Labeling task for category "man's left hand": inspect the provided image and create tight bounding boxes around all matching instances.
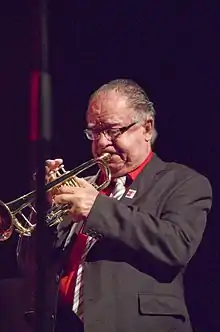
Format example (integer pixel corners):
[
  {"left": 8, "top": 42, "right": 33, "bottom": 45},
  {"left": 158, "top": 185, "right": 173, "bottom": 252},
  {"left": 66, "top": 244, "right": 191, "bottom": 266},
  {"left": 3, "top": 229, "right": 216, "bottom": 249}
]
[{"left": 54, "top": 177, "right": 99, "bottom": 222}]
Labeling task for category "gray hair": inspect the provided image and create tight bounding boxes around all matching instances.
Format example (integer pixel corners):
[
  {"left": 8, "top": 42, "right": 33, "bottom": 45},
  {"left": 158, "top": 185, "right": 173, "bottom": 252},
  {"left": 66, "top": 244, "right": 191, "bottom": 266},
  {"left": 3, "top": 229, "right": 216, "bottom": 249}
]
[{"left": 88, "top": 79, "right": 158, "bottom": 144}]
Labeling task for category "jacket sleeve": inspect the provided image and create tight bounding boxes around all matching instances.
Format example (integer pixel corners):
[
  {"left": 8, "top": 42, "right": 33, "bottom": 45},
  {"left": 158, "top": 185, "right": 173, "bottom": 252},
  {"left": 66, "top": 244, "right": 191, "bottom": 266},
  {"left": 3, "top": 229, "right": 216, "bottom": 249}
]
[{"left": 83, "top": 173, "right": 212, "bottom": 268}]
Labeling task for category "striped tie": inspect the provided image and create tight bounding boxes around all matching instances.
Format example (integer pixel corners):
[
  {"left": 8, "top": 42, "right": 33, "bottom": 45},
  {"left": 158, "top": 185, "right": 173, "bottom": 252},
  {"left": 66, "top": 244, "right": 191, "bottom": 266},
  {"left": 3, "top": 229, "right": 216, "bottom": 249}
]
[
  {"left": 110, "top": 176, "right": 127, "bottom": 200},
  {"left": 72, "top": 176, "right": 126, "bottom": 319},
  {"left": 72, "top": 235, "right": 96, "bottom": 320}
]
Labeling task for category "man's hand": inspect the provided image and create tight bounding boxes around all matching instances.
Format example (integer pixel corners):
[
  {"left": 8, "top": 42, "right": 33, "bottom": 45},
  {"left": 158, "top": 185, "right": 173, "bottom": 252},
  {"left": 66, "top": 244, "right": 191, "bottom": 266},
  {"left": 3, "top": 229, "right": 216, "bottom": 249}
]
[
  {"left": 45, "top": 158, "right": 64, "bottom": 182},
  {"left": 45, "top": 158, "right": 63, "bottom": 204},
  {"left": 53, "top": 177, "right": 99, "bottom": 222}
]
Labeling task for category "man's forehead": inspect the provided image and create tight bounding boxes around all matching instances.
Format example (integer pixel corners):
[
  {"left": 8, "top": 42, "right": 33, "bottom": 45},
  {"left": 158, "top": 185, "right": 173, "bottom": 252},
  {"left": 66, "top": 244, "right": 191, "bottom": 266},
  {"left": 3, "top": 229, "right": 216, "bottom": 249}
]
[{"left": 88, "top": 93, "right": 131, "bottom": 119}]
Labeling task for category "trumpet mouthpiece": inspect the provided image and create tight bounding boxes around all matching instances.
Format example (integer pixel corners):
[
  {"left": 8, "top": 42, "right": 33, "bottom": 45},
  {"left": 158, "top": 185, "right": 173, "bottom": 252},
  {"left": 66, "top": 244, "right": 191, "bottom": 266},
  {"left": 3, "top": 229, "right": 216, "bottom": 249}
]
[{"left": 100, "top": 152, "right": 111, "bottom": 161}]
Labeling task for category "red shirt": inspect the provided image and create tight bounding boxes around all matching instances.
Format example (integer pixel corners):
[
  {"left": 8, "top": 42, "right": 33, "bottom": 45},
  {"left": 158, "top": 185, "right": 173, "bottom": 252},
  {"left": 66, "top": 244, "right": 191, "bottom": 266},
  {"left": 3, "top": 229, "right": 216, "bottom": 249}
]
[{"left": 59, "top": 151, "right": 153, "bottom": 304}]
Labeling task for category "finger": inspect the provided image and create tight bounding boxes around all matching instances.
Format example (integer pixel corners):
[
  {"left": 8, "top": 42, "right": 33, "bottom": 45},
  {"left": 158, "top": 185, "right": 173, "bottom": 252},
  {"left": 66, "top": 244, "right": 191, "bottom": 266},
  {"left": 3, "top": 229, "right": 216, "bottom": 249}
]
[
  {"left": 54, "top": 158, "right": 63, "bottom": 168},
  {"left": 45, "top": 165, "right": 50, "bottom": 175},
  {"left": 45, "top": 158, "right": 63, "bottom": 170},
  {"left": 56, "top": 186, "right": 76, "bottom": 194},
  {"left": 45, "top": 159, "right": 64, "bottom": 182},
  {"left": 33, "top": 165, "right": 55, "bottom": 181},
  {"left": 33, "top": 159, "right": 63, "bottom": 182},
  {"left": 45, "top": 159, "right": 56, "bottom": 169},
  {"left": 54, "top": 193, "right": 74, "bottom": 205},
  {"left": 45, "top": 166, "right": 57, "bottom": 182},
  {"left": 74, "top": 176, "right": 91, "bottom": 188}
]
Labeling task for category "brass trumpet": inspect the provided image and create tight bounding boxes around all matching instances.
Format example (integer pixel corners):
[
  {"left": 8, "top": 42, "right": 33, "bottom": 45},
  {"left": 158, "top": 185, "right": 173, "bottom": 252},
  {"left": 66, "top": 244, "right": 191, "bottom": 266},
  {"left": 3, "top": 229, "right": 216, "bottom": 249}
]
[{"left": 0, "top": 153, "right": 111, "bottom": 242}]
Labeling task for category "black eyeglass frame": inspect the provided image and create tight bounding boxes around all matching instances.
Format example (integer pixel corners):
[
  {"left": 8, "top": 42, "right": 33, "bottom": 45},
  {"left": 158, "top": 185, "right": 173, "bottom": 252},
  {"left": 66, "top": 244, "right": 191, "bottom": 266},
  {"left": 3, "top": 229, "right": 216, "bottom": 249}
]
[{"left": 84, "top": 121, "right": 138, "bottom": 141}]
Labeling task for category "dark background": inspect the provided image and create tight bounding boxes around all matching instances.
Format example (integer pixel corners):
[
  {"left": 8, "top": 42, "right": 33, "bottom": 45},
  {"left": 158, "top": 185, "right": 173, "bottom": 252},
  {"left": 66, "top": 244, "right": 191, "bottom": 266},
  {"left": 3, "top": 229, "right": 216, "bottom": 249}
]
[{"left": 0, "top": 1, "right": 219, "bottom": 331}]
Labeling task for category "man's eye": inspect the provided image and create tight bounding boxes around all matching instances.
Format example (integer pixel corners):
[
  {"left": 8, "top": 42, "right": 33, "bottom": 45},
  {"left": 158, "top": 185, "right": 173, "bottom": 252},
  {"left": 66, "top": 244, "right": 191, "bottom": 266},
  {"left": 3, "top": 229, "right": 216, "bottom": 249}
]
[
  {"left": 93, "top": 129, "right": 101, "bottom": 135},
  {"left": 108, "top": 129, "right": 119, "bottom": 135}
]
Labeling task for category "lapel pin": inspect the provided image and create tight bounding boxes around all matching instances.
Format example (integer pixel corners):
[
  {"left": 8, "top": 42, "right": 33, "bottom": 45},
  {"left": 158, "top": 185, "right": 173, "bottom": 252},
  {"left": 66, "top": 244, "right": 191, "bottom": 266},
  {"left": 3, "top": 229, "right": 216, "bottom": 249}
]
[{"left": 125, "top": 189, "right": 137, "bottom": 199}]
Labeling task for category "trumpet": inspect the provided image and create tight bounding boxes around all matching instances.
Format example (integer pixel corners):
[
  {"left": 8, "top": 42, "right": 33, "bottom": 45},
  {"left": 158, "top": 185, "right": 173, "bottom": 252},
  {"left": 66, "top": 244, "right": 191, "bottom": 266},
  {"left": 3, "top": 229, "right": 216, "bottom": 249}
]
[{"left": 0, "top": 153, "right": 111, "bottom": 242}]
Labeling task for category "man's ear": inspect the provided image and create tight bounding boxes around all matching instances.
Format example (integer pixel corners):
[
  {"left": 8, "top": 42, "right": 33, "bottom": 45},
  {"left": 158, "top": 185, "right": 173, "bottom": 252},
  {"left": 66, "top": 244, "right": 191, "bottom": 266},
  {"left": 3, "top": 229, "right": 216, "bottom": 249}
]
[{"left": 144, "top": 118, "right": 153, "bottom": 142}]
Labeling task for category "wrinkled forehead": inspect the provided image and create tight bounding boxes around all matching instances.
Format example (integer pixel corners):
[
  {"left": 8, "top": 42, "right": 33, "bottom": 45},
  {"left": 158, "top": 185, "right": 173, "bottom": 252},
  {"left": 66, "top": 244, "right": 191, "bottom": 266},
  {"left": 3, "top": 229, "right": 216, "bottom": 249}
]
[{"left": 86, "top": 91, "right": 134, "bottom": 126}]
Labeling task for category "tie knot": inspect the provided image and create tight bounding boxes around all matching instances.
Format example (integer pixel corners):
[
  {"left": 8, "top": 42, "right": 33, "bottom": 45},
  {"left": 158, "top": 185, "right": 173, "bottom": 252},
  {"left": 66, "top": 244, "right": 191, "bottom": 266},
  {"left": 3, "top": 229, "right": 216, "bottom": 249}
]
[
  {"left": 114, "top": 176, "right": 126, "bottom": 186},
  {"left": 111, "top": 176, "right": 127, "bottom": 200}
]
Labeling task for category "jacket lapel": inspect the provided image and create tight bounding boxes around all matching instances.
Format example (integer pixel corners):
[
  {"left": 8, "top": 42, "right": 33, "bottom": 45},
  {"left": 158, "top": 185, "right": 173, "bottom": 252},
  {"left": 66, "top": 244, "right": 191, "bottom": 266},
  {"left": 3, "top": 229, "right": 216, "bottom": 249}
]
[{"left": 120, "top": 153, "right": 166, "bottom": 204}]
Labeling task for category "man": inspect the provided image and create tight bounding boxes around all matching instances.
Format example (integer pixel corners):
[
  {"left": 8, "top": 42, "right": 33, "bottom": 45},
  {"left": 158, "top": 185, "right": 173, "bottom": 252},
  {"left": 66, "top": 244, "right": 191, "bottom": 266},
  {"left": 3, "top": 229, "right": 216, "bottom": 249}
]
[{"left": 20, "top": 79, "right": 212, "bottom": 332}]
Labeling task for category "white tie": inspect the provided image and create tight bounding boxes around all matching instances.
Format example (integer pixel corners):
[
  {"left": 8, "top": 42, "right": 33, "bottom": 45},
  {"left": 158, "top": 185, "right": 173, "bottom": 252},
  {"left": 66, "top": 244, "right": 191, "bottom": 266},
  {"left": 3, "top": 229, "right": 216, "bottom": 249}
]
[{"left": 110, "top": 176, "right": 127, "bottom": 200}]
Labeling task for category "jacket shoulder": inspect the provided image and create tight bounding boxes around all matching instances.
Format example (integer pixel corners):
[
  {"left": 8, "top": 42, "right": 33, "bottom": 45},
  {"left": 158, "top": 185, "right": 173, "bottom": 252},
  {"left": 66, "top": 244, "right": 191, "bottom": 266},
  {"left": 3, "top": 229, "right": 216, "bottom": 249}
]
[{"left": 161, "top": 159, "right": 212, "bottom": 194}]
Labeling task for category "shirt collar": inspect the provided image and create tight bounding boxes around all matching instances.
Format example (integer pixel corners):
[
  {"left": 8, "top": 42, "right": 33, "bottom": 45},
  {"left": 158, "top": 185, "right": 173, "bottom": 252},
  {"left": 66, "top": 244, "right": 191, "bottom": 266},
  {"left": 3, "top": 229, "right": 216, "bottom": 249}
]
[
  {"left": 127, "top": 151, "right": 153, "bottom": 181},
  {"left": 98, "top": 151, "right": 153, "bottom": 194}
]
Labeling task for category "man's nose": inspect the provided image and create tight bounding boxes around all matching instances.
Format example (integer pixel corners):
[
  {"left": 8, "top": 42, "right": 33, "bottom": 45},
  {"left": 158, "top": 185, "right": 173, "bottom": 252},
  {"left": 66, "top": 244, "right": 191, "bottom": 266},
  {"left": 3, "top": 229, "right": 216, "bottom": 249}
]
[{"left": 95, "top": 132, "right": 111, "bottom": 149}]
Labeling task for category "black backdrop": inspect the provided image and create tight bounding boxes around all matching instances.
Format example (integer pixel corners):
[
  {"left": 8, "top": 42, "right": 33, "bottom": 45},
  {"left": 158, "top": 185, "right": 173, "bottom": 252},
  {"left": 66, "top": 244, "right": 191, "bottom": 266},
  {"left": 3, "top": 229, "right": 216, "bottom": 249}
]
[{"left": 0, "top": 1, "right": 219, "bottom": 331}]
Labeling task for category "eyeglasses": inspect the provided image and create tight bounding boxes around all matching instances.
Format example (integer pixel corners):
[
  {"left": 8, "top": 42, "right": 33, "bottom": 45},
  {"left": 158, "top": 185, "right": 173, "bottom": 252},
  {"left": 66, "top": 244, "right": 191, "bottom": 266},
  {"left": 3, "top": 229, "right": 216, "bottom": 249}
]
[{"left": 84, "top": 122, "right": 138, "bottom": 141}]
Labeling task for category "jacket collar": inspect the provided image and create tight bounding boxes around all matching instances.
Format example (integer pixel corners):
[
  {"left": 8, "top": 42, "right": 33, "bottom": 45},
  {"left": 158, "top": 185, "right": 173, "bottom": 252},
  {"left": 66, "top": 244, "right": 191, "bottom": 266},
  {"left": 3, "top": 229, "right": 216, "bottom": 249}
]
[{"left": 120, "top": 153, "right": 166, "bottom": 204}]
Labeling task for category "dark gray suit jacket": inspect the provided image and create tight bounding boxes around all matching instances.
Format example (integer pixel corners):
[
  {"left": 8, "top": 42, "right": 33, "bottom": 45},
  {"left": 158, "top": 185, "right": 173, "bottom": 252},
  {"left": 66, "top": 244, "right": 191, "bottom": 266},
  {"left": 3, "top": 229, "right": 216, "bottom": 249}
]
[{"left": 19, "top": 153, "right": 212, "bottom": 332}]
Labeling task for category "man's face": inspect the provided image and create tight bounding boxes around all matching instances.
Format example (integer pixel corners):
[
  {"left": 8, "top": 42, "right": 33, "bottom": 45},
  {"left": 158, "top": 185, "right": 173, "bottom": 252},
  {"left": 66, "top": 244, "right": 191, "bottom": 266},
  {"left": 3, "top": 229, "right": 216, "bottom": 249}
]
[{"left": 86, "top": 90, "right": 153, "bottom": 177}]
